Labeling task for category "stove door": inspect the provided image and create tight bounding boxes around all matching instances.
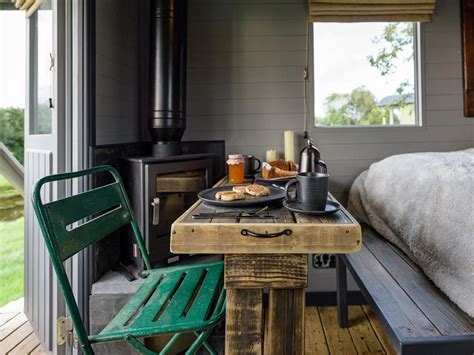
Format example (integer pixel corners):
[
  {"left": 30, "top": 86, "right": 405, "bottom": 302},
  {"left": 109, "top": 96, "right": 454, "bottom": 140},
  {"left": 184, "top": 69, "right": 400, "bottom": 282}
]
[{"left": 143, "top": 159, "right": 213, "bottom": 269}]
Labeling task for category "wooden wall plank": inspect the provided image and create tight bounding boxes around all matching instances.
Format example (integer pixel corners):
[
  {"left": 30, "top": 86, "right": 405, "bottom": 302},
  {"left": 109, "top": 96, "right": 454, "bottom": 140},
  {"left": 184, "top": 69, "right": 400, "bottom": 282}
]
[
  {"left": 189, "top": 3, "right": 307, "bottom": 21},
  {"left": 216, "top": 141, "right": 474, "bottom": 162},
  {"left": 425, "top": 62, "right": 463, "bottom": 79},
  {"left": 188, "top": 67, "right": 304, "bottom": 84},
  {"left": 189, "top": 19, "right": 307, "bottom": 37},
  {"left": 188, "top": 83, "right": 304, "bottom": 99},
  {"left": 189, "top": 35, "right": 306, "bottom": 52},
  {"left": 24, "top": 150, "right": 53, "bottom": 350},
  {"left": 95, "top": 0, "right": 140, "bottom": 145},
  {"left": 461, "top": 0, "right": 474, "bottom": 116},
  {"left": 184, "top": 125, "right": 474, "bottom": 145}
]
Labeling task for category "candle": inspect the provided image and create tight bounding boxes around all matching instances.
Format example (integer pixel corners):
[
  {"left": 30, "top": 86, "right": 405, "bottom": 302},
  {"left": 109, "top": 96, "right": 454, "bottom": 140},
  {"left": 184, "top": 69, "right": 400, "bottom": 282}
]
[
  {"left": 266, "top": 149, "right": 277, "bottom": 162},
  {"left": 284, "top": 130, "right": 295, "bottom": 162}
]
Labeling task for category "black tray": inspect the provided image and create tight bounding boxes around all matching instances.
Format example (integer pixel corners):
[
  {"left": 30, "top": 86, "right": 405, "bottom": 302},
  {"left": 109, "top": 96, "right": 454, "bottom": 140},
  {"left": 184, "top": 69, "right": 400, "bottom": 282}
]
[{"left": 198, "top": 185, "right": 285, "bottom": 207}]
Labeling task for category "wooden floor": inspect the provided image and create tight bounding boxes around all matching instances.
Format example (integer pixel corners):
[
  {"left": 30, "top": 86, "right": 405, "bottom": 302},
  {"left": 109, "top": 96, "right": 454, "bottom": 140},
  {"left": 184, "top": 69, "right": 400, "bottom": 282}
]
[
  {"left": 0, "top": 299, "right": 45, "bottom": 355},
  {"left": 0, "top": 312, "right": 45, "bottom": 355},
  {"left": 305, "top": 305, "right": 395, "bottom": 355},
  {"left": 0, "top": 305, "right": 394, "bottom": 354}
]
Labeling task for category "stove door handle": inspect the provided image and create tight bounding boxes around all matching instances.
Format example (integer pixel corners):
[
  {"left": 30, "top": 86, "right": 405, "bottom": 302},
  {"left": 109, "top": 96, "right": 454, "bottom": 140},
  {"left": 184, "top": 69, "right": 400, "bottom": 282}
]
[{"left": 151, "top": 197, "right": 160, "bottom": 225}]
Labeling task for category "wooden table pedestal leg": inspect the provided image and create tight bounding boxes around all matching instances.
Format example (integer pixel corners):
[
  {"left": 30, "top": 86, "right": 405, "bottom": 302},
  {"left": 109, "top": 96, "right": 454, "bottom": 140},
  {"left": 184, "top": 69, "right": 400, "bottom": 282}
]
[
  {"left": 225, "top": 289, "right": 264, "bottom": 355},
  {"left": 265, "top": 288, "right": 305, "bottom": 355},
  {"left": 224, "top": 254, "right": 308, "bottom": 355}
]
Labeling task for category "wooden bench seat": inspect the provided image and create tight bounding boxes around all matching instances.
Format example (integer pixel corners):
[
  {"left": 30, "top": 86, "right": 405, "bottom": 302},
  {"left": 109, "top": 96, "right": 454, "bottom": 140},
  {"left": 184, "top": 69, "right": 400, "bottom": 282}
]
[{"left": 337, "top": 225, "right": 474, "bottom": 355}]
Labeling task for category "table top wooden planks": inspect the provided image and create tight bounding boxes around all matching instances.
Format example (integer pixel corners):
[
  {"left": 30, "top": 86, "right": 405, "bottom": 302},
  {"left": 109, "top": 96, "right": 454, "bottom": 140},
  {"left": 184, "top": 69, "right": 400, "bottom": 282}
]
[{"left": 170, "top": 179, "right": 362, "bottom": 254}]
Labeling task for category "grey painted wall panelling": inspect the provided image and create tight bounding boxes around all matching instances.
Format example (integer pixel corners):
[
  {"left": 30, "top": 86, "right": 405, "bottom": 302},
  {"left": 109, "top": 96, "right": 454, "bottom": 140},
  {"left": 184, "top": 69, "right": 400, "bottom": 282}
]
[
  {"left": 183, "top": 0, "right": 474, "bottom": 206},
  {"left": 93, "top": 0, "right": 474, "bottom": 291},
  {"left": 24, "top": 150, "right": 53, "bottom": 349},
  {"left": 95, "top": 0, "right": 140, "bottom": 145}
]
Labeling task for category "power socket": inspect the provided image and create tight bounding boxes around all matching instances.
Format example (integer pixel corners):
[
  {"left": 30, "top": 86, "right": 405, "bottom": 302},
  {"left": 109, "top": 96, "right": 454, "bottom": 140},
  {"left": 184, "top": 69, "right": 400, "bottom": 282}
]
[{"left": 312, "top": 254, "right": 335, "bottom": 268}]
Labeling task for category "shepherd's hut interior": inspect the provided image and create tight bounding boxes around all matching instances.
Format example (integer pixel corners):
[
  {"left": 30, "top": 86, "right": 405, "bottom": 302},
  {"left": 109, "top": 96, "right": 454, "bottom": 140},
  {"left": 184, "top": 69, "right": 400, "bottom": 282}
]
[{"left": 0, "top": 0, "right": 473, "bottom": 354}]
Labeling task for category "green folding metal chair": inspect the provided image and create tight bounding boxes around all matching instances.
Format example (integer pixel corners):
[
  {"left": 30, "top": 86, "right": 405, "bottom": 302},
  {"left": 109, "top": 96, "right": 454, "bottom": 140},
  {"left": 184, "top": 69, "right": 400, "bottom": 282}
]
[{"left": 32, "top": 165, "right": 225, "bottom": 355}]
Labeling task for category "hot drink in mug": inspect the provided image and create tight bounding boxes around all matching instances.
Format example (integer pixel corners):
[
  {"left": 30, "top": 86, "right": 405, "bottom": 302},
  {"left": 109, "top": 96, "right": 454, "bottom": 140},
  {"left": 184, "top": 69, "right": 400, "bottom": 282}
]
[{"left": 284, "top": 172, "right": 329, "bottom": 211}]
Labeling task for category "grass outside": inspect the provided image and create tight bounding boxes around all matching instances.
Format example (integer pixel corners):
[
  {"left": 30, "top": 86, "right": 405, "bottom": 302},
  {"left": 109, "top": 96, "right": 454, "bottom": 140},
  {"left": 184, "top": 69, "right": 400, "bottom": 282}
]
[
  {"left": 0, "top": 175, "right": 11, "bottom": 190},
  {"left": 0, "top": 175, "right": 24, "bottom": 307},
  {"left": 0, "top": 218, "right": 24, "bottom": 307}
]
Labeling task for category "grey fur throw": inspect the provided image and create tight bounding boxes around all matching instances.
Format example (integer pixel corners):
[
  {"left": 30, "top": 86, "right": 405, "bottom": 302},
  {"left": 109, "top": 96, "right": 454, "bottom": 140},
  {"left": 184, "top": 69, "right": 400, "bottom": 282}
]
[{"left": 348, "top": 149, "right": 474, "bottom": 318}]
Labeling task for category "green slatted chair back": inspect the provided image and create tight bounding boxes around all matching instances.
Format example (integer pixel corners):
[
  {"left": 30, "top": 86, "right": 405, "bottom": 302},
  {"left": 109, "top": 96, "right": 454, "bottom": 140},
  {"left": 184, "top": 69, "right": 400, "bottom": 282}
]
[{"left": 32, "top": 165, "right": 151, "bottom": 353}]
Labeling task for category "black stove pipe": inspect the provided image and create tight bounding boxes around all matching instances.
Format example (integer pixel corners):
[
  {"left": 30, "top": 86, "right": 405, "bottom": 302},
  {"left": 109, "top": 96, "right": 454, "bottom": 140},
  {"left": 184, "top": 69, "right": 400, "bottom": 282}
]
[{"left": 149, "top": 0, "right": 187, "bottom": 156}]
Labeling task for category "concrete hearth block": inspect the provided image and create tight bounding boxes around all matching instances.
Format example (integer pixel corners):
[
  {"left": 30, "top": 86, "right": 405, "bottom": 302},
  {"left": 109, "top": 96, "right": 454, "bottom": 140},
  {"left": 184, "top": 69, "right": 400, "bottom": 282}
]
[
  {"left": 91, "top": 270, "right": 144, "bottom": 295},
  {"left": 90, "top": 271, "right": 141, "bottom": 354}
]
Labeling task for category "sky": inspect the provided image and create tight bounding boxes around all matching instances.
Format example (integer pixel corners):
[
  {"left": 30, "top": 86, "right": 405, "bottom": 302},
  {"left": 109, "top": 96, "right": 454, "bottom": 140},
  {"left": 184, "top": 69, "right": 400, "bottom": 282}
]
[
  {"left": 0, "top": 11, "right": 26, "bottom": 109},
  {"left": 313, "top": 22, "right": 415, "bottom": 117}
]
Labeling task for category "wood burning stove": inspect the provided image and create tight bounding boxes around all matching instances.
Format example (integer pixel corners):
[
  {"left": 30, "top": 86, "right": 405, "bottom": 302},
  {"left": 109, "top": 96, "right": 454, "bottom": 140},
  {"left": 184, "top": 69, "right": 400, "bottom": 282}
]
[
  {"left": 90, "top": 0, "right": 226, "bottom": 280},
  {"left": 89, "top": 141, "right": 225, "bottom": 282},
  {"left": 111, "top": 0, "right": 217, "bottom": 274},
  {"left": 121, "top": 153, "right": 214, "bottom": 273}
]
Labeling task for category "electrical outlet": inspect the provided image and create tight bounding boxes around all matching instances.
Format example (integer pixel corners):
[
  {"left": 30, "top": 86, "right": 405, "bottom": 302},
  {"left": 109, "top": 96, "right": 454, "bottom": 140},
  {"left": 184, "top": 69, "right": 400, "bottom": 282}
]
[{"left": 312, "top": 254, "right": 335, "bottom": 268}]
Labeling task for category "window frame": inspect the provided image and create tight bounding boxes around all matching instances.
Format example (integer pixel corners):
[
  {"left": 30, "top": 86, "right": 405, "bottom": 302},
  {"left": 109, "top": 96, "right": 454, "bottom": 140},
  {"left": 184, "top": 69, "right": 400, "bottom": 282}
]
[
  {"left": 28, "top": 0, "right": 55, "bottom": 135},
  {"left": 311, "top": 22, "right": 424, "bottom": 129}
]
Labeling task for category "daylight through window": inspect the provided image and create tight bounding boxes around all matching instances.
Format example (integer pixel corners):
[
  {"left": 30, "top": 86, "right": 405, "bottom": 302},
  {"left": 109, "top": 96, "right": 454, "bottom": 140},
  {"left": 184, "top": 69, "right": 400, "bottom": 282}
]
[{"left": 313, "top": 22, "right": 418, "bottom": 127}]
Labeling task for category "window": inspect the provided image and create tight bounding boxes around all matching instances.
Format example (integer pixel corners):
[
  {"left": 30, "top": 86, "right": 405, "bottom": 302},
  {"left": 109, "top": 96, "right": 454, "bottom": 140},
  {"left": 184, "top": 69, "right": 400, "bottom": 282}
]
[
  {"left": 33, "top": 0, "right": 53, "bottom": 134},
  {"left": 313, "top": 22, "right": 419, "bottom": 127}
]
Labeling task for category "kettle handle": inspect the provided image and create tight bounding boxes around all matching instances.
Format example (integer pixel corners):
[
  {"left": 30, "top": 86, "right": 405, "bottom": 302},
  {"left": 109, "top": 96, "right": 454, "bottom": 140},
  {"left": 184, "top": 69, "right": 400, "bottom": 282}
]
[
  {"left": 319, "top": 160, "right": 328, "bottom": 173},
  {"left": 254, "top": 158, "right": 261, "bottom": 172}
]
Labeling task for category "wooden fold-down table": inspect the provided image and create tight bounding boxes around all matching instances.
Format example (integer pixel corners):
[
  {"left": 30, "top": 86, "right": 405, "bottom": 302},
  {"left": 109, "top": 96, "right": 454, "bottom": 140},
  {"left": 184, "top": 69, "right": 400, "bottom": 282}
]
[{"left": 170, "top": 180, "right": 362, "bottom": 355}]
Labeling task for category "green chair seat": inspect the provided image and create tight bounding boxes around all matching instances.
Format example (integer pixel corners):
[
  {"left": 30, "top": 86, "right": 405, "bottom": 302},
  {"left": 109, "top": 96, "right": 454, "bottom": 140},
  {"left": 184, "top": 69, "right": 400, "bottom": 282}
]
[{"left": 89, "top": 261, "right": 225, "bottom": 343}]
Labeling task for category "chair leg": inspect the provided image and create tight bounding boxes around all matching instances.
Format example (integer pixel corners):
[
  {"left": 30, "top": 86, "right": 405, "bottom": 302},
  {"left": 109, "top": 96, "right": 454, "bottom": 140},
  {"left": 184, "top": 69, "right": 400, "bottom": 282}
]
[
  {"left": 202, "top": 339, "right": 218, "bottom": 355},
  {"left": 185, "top": 330, "right": 214, "bottom": 355},
  {"left": 124, "top": 335, "right": 157, "bottom": 355},
  {"left": 159, "top": 333, "right": 182, "bottom": 355},
  {"left": 195, "top": 331, "right": 218, "bottom": 355},
  {"left": 336, "top": 254, "right": 349, "bottom": 328}
]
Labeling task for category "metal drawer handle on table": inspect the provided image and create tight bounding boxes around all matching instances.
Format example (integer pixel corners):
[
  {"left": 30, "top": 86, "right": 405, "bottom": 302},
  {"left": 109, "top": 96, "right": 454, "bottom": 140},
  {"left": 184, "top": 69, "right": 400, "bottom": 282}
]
[{"left": 240, "top": 228, "right": 292, "bottom": 238}]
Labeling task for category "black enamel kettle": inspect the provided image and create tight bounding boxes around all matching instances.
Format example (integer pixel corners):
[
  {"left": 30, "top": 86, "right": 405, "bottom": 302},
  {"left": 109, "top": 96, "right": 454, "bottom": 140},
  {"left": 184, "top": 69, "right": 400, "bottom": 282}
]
[{"left": 298, "top": 138, "right": 327, "bottom": 174}]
